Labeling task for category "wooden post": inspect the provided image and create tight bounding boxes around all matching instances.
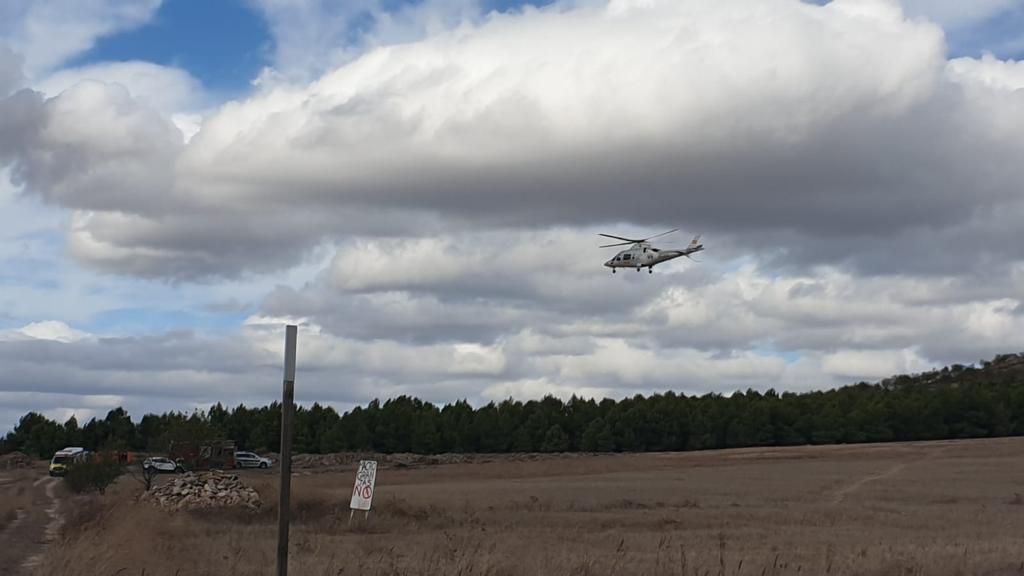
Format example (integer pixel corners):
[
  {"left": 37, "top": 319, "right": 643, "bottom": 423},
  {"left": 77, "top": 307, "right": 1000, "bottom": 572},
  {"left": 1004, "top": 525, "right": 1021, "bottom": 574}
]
[{"left": 276, "top": 325, "right": 297, "bottom": 576}]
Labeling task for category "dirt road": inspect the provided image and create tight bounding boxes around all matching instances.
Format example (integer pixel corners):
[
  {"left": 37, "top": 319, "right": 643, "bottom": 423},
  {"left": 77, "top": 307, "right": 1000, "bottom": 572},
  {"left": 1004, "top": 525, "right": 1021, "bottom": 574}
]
[{"left": 0, "top": 469, "right": 63, "bottom": 576}]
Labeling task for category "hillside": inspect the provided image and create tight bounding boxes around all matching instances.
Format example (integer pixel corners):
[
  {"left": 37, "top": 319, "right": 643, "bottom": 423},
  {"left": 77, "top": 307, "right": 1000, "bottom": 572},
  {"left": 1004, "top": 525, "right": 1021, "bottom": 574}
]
[{"left": 880, "top": 353, "right": 1024, "bottom": 389}]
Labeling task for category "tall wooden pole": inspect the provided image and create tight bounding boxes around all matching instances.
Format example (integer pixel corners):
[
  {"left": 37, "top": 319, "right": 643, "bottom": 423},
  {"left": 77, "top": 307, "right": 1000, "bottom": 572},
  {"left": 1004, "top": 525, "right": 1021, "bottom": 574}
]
[{"left": 276, "top": 324, "right": 297, "bottom": 576}]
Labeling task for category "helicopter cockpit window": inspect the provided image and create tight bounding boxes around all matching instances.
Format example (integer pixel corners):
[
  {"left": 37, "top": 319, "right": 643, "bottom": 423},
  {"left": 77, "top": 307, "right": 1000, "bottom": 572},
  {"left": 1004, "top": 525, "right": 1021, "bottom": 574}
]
[{"left": 623, "top": 254, "right": 631, "bottom": 261}]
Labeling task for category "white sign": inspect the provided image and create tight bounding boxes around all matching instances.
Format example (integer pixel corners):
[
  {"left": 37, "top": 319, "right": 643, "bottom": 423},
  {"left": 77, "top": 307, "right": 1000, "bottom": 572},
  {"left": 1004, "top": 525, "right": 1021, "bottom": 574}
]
[{"left": 350, "top": 460, "right": 377, "bottom": 511}]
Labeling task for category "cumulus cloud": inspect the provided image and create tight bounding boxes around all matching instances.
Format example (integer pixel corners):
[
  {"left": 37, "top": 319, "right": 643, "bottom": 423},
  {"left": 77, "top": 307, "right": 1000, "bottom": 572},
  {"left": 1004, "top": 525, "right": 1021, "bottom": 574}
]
[
  {"left": 4, "top": 80, "right": 183, "bottom": 214},
  {"left": 3, "top": 247, "right": 1023, "bottom": 433},
  {"left": 292, "top": 235, "right": 1024, "bottom": 358},
  {"left": 0, "top": 0, "right": 1020, "bottom": 281},
  {"left": 0, "top": 312, "right": 817, "bottom": 434},
  {"left": 0, "top": 0, "right": 162, "bottom": 78},
  {"left": 3, "top": 0, "right": 1024, "bottom": 432},
  {"left": 250, "top": 0, "right": 486, "bottom": 83},
  {"left": 11, "top": 321, "right": 93, "bottom": 343},
  {"left": 35, "top": 61, "right": 205, "bottom": 118},
  {"left": 948, "top": 52, "right": 1024, "bottom": 90},
  {"left": 253, "top": 230, "right": 1024, "bottom": 403}
]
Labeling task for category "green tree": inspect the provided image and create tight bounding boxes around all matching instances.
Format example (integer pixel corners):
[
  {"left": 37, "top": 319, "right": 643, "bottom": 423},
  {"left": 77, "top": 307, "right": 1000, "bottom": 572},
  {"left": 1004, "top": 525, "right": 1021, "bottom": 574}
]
[
  {"left": 540, "top": 425, "right": 569, "bottom": 453},
  {"left": 581, "top": 418, "right": 614, "bottom": 452},
  {"left": 4, "top": 351, "right": 1023, "bottom": 458}
]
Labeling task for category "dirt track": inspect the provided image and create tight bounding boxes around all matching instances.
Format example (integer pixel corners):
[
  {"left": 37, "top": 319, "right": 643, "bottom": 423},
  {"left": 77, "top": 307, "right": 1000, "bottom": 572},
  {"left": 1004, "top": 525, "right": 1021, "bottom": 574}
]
[
  {"left": 828, "top": 442, "right": 954, "bottom": 505},
  {"left": 0, "top": 467, "right": 63, "bottom": 576}
]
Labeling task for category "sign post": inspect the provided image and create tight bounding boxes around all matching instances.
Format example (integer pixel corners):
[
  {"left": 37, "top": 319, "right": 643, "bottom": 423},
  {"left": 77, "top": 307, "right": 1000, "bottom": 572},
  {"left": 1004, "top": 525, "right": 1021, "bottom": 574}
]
[
  {"left": 276, "top": 325, "right": 297, "bottom": 576},
  {"left": 349, "top": 460, "right": 377, "bottom": 525}
]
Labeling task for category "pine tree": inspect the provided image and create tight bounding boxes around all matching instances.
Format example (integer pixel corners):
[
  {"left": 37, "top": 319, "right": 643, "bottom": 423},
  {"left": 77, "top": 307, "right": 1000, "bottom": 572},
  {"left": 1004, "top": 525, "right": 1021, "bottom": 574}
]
[{"left": 540, "top": 425, "right": 569, "bottom": 453}]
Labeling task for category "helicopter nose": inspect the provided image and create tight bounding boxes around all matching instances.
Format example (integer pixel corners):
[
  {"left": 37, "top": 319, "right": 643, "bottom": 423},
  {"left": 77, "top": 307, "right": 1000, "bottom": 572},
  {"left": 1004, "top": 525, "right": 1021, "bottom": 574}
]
[{"left": 603, "top": 260, "right": 612, "bottom": 267}]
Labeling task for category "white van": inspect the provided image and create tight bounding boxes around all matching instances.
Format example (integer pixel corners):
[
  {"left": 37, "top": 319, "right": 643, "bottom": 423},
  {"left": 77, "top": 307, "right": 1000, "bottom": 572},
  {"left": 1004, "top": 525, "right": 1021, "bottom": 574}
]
[{"left": 49, "top": 447, "right": 87, "bottom": 477}]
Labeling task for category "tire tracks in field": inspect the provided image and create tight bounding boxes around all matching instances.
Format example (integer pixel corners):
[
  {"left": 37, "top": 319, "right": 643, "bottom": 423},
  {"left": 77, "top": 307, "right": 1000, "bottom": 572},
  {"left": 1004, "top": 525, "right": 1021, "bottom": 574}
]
[
  {"left": 829, "top": 444, "right": 954, "bottom": 505},
  {"left": 830, "top": 461, "right": 909, "bottom": 504},
  {"left": 20, "top": 476, "right": 63, "bottom": 573},
  {"left": 1, "top": 509, "right": 29, "bottom": 537},
  {"left": 0, "top": 475, "right": 63, "bottom": 576}
]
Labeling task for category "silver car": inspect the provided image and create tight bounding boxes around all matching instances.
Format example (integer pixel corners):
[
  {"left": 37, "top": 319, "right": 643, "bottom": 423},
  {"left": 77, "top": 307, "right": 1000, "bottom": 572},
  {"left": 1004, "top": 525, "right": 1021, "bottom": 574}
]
[
  {"left": 234, "top": 451, "right": 272, "bottom": 469},
  {"left": 143, "top": 456, "right": 183, "bottom": 473}
]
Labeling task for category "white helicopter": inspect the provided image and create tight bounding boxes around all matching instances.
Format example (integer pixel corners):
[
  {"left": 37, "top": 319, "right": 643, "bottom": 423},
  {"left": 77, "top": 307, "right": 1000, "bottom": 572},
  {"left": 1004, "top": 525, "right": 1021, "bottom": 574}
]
[{"left": 600, "top": 228, "right": 704, "bottom": 273}]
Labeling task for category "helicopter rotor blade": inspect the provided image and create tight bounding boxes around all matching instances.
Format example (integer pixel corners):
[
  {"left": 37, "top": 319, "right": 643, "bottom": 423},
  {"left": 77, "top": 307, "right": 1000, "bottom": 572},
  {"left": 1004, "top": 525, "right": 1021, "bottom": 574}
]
[
  {"left": 598, "top": 233, "right": 643, "bottom": 243},
  {"left": 599, "top": 240, "right": 637, "bottom": 248},
  {"left": 646, "top": 228, "right": 680, "bottom": 241},
  {"left": 599, "top": 228, "right": 679, "bottom": 244}
]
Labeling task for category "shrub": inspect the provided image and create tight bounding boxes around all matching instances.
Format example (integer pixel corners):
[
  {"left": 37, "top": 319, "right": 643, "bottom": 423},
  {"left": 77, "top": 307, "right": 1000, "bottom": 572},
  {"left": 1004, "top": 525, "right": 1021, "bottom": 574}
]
[{"left": 64, "top": 457, "right": 124, "bottom": 495}]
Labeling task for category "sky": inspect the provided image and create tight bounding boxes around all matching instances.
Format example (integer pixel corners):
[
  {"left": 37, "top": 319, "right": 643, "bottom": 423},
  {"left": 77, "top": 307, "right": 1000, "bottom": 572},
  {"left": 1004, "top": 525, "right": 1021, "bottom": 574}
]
[{"left": 1, "top": 0, "right": 1023, "bottom": 434}]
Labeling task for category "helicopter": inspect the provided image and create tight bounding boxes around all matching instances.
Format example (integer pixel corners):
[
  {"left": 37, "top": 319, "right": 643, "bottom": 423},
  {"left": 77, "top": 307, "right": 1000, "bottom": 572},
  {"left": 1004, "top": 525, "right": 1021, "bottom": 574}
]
[{"left": 599, "top": 228, "right": 704, "bottom": 273}]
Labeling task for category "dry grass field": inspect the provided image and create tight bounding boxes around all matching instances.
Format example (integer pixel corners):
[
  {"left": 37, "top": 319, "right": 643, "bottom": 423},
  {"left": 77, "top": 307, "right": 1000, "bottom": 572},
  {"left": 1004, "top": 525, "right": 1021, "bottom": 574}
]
[
  {"left": 1, "top": 462, "right": 65, "bottom": 576},
  {"left": 0, "top": 469, "right": 34, "bottom": 533},
  {"left": 20, "top": 437, "right": 1024, "bottom": 576}
]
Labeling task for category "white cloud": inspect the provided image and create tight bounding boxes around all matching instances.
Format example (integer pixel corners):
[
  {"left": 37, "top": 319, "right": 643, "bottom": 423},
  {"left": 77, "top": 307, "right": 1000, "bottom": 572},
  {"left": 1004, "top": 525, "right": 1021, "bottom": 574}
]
[
  {"left": 1, "top": 0, "right": 162, "bottom": 78},
  {"left": 948, "top": 53, "right": 1024, "bottom": 90},
  {"left": 260, "top": 234, "right": 1024, "bottom": 396},
  {"left": 35, "top": 61, "right": 205, "bottom": 118},
  {"left": 7, "top": 79, "right": 183, "bottom": 213},
  {"left": 243, "top": 315, "right": 507, "bottom": 378},
  {"left": 13, "top": 321, "right": 93, "bottom": 343},
  {"left": 4, "top": 0, "right": 1021, "bottom": 281},
  {"left": 3, "top": 0, "right": 1024, "bottom": 433},
  {"left": 250, "top": 0, "right": 486, "bottom": 83},
  {"left": 820, "top": 348, "right": 931, "bottom": 380},
  {"left": 3, "top": 246, "right": 1024, "bottom": 433}
]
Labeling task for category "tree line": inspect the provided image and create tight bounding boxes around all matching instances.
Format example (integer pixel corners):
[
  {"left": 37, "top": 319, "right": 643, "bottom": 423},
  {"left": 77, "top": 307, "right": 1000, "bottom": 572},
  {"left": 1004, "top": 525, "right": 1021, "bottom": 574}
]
[{"left": 3, "top": 354, "right": 1023, "bottom": 459}]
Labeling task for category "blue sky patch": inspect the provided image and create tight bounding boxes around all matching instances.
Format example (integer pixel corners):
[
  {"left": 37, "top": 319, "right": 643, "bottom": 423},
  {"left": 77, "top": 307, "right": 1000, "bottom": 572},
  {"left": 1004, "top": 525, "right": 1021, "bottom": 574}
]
[
  {"left": 484, "top": 0, "right": 557, "bottom": 12},
  {"left": 68, "top": 0, "right": 272, "bottom": 94},
  {"left": 85, "top": 307, "right": 250, "bottom": 337},
  {"left": 947, "top": 8, "right": 1024, "bottom": 60}
]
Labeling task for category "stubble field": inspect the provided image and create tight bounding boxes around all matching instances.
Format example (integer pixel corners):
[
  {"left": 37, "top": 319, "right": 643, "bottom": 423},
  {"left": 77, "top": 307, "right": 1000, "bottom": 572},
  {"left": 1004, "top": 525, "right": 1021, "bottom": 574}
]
[{"left": 19, "top": 437, "right": 1024, "bottom": 576}]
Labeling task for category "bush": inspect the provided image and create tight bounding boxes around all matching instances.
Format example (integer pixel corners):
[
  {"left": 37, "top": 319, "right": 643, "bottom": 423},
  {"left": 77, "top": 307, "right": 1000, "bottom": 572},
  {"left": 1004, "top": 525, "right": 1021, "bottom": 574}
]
[{"left": 64, "top": 457, "right": 124, "bottom": 495}]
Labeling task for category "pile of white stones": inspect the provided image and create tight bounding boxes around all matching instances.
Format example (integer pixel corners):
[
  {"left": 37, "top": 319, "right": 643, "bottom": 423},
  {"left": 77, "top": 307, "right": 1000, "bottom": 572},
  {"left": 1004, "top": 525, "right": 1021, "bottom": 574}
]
[{"left": 143, "top": 471, "right": 261, "bottom": 511}]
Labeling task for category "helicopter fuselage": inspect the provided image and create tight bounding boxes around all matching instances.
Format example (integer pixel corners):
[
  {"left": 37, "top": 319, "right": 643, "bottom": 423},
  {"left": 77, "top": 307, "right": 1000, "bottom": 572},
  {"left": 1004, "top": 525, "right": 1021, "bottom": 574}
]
[{"left": 603, "top": 242, "right": 703, "bottom": 272}]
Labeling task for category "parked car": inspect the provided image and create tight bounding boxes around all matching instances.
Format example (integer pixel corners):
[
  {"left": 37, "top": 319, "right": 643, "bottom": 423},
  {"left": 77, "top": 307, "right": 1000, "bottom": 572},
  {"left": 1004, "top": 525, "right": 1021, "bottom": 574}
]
[
  {"left": 143, "top": 456, "right": 184, "bottom": 473},
  {"left": 234, "top": 451, "right": 272, "bottom": 469}
]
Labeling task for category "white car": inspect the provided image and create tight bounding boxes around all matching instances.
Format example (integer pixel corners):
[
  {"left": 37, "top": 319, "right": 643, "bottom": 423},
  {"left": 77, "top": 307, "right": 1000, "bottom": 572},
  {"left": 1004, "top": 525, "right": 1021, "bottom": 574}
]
[
  {"left": 234, "top": 451, "right": 272, "bottom": 469},
  {"left": 143, "top": 456, "right": 183, "bottom": 473}
]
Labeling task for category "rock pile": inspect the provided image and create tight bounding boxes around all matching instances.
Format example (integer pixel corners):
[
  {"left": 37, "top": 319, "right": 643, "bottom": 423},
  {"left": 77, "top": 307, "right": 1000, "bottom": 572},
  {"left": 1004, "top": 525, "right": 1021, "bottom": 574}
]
[
  {"left": 142, "top": 471, "right": 261, "bottom": 511},
  {"left": 0, "top": 451, "right": 32, "bottom": 469}
]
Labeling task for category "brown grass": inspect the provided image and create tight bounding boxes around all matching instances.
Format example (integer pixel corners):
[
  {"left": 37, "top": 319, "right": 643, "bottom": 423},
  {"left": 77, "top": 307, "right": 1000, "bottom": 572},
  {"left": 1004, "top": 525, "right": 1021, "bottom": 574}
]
[
  {"left": 25, "top": 437, "right": 1024, "bottom": 576},
  {"left": 0, "top": 470, "right": 34, "bottom": 533}
]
